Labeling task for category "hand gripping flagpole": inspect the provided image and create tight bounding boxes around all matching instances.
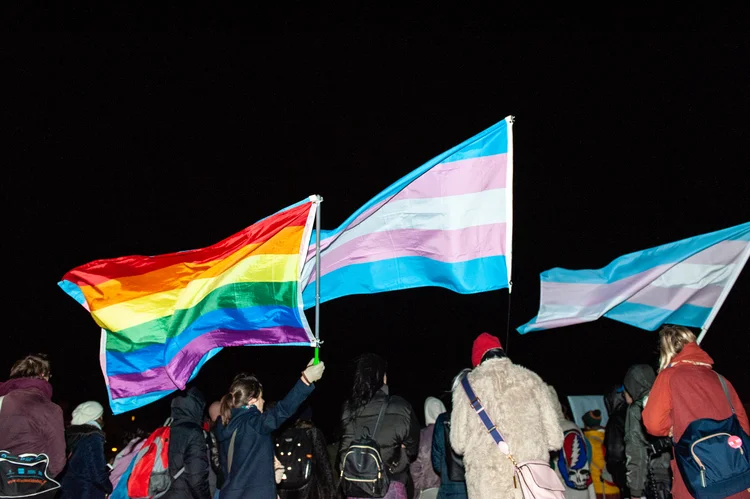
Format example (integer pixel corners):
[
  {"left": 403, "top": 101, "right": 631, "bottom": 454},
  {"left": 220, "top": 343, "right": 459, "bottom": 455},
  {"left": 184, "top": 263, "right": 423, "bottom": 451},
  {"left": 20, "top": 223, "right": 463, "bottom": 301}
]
[{"left": 313, "top": 195, "right": 323, "bottom": 364}]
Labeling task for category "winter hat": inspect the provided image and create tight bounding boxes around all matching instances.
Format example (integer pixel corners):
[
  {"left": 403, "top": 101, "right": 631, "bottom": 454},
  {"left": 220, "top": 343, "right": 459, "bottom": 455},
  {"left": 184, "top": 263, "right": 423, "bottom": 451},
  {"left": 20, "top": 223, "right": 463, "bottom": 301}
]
[
  {"left": 471, "top": 332, "right": 503, "bottom": 367},
  {"left": 582, "top": 409, "right": 602, "bottom": 428},
  {"left": 71, "top": 401, "right": 104, "bottom": 425},
  {"left": 424, "top": 396, "right": 446, "bottom": 426}
]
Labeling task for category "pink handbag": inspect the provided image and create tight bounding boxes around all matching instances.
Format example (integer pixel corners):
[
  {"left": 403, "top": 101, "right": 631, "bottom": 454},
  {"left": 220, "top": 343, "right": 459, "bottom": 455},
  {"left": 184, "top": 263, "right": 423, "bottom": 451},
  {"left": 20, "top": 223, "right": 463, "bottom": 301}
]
[{"left": 460, "top": 375, "right": 565, "bottom": 499}]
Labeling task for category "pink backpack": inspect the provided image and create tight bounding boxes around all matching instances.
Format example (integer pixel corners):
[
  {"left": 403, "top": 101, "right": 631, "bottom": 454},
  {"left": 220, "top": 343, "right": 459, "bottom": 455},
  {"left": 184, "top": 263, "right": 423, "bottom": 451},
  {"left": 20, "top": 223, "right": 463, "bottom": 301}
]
[{"left": 460, "top": 375, "right": 565, "bottom": 499}]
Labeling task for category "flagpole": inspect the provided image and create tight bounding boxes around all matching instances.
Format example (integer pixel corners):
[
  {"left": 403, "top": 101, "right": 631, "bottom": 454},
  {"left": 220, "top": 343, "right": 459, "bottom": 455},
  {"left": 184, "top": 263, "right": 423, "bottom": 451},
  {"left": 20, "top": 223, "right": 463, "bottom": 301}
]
[
  {"left": 314, "top": 195, "right": 323, "bottom": 364},
  {"left": 696, "top": 242, "right": 750, "bottom": 344}
]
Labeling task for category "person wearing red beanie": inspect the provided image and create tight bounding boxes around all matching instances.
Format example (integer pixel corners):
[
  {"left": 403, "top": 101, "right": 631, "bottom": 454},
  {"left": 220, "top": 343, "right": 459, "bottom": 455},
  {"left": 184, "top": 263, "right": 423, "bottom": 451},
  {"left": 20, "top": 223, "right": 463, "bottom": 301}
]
[{"left": 450, "top": 332, "right": 563, "bottom": 499}]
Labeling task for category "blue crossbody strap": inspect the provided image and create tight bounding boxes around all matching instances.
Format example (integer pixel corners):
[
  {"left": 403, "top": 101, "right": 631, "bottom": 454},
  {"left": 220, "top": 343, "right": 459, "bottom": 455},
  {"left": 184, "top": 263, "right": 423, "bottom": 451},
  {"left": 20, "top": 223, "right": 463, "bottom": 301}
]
[{"left": 460, "top": 374, "right": 505, "bottom": 446}]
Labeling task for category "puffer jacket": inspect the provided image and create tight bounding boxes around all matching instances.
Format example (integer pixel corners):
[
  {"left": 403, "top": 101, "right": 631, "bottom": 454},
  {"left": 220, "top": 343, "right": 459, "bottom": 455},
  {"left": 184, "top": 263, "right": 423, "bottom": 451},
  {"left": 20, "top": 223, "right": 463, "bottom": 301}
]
[
  {"left": 60, "top": 424, "right": 112, "bottom": 499},
  {"left": 643, "top": 342, "right": 750, "bottom": 499},
  {"left": 163, "top": 386, "right": 210, "bottom": 499},
  {"left": 623, "top": 364, "right": 670, "bottom": 498},
  {"left": 450, "top": 358, "right": 563, "bottom": 499},
  {"left": 337, "top": 385, "right": 421, "bottom": 486}
]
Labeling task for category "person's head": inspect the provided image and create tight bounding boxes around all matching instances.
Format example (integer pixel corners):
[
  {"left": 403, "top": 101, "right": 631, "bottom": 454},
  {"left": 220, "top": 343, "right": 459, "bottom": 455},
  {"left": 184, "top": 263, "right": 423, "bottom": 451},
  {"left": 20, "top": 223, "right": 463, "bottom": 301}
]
[
  {"left": 208, "top": 401, "right": 222, "bottom": 424},
  {"left": 623, "top": 364, "right": 656, "bottom": 403},
  {"left": 220, "top": 373, "right": 263, "bottom": 425},
  {"left": 9, "top": 353, "right": 51, "bottom": 381},
  {"left": 71, "top": 401, "right": 105, "bottom": 428},
  {"left": 424, "top": 396, "right": 446, "bottom": 426},
  {"left": 471, "top": 332, "right": 505, "bottom": 368},
  {"left": 658, "top": 325, "right": 697, "bottom": 371},
  {"left": 582, "top": 409, "right": 602, "bottom": 429},
  {"left": 347, "top": 353, "right": 388, "bottom": 411}
]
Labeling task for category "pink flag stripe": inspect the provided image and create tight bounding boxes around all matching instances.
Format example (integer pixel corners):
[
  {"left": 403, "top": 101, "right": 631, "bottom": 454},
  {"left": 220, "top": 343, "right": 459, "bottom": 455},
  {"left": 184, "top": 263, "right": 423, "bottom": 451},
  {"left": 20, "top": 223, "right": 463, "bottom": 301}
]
[
  {"left": 305, "top": 223, "right": 507, "bottom": 281},
  {"left": 306, "top": 153, "right": 507, "bottom": 259},
  {"left": 628, "top": 283, "right": 724, "bottom": 311}
]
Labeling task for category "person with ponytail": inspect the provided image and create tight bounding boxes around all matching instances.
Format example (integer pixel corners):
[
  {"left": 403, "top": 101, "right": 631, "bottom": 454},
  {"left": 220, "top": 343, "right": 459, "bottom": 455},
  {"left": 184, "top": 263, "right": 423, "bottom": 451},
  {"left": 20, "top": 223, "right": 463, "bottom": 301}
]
[
  {"left": 643, "top": 325, "right": 750, "bottom": 499},
  {"left": 214, "top": 359, "right": 325, "bottom": 499}
]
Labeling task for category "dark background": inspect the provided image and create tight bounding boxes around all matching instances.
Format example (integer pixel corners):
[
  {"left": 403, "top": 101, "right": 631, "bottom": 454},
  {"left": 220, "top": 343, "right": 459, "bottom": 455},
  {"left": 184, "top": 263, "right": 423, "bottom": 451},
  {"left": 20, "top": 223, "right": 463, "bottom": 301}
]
[{"left": 4, "top": 30, "right": 749, "bottom": 455}]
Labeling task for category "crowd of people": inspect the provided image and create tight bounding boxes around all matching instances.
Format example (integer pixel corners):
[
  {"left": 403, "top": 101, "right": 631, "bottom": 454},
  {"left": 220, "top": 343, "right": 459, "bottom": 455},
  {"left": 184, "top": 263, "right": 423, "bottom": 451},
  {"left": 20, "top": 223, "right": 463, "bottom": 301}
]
[{"left": 0, "top": 325, "right": 748, "bottom": 499}]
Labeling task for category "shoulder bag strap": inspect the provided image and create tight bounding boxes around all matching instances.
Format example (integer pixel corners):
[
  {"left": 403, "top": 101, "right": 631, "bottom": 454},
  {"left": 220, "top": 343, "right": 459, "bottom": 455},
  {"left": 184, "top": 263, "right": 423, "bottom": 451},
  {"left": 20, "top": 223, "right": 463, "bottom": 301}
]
[
  {"left": 371, "top": 396, "right": 389, "bottom": 440},
  {"left": 0, "top": 395, "right": 4, "bottom": 414},
  {"left": 228, "top": 429, "right": 238, "bottom": 473},
  {"left": 459, "top": 375, "right": 508, "bottom": 451},
  {"left": 716, "top": 372, "right": 736, "bottom": 414}
]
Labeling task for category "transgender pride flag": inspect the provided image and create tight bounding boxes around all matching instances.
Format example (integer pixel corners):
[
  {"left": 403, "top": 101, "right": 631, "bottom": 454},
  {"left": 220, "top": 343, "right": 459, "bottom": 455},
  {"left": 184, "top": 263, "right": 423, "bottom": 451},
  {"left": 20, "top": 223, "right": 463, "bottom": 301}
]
[
  {"left": 518, "top": 221, "right": 750, "bottom": 335},
  {"left": 301, "top": 117, "right": 513, "bottom": 307}
]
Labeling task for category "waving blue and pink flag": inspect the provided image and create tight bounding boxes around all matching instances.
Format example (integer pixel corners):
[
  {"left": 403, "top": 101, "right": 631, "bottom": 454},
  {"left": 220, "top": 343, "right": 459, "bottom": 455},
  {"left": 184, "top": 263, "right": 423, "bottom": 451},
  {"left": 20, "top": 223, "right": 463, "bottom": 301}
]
[
  {"left": 301, "top": 117, "right": 514, "bottom": 306},
  {"left": 518, "top": 221, "right": 750, "bottom": 335}
]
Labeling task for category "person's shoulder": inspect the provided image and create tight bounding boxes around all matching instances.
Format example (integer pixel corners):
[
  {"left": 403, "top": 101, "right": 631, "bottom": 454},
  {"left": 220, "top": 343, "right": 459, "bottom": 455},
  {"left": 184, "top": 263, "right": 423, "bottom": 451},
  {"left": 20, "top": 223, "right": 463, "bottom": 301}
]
[{"left": 388, "top": 395, "right": 414, "bottom": 411}]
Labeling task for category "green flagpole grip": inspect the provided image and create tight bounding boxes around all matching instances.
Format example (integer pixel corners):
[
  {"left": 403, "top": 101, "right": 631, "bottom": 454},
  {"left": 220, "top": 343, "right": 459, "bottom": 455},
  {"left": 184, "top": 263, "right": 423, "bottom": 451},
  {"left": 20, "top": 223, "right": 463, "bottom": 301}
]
[{"left": 314, "top": 346, "right": 320, "bottom": 365}]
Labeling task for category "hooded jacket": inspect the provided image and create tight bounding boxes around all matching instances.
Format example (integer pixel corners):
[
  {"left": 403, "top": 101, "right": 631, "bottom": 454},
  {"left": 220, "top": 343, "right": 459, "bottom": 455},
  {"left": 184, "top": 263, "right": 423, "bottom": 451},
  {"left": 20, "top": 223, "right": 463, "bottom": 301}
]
[
  {"left": 215, "top": 379, "right": 314, "bottom": 499},
  {"left": 450, "top": 358, "right": 563, "bottom": 499},
  {"left": 410, "top": 396, "right": 446, "bottom": 491},
  {"left": 643, "top": 342, "right": 750, "bottom": 499},
  {"left": 0, "top": 378, "right": 66, "bottom": 477},
  {"left": 163, "top": 386, "right": 210, "bottom": 499},
  {"left": 61, "top": 424, "right": 113, "bottom": 499},
  {"left": 603, "top": 386, "right": 627, "bottom": 491}
]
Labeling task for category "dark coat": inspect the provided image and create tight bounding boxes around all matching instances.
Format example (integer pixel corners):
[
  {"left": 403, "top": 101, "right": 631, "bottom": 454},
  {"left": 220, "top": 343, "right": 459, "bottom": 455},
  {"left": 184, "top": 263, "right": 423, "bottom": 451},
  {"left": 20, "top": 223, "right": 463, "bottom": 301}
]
[
  {"left": 60, "top": 424, "right": 113, "bottom": 499},
  {"left": 215, "top": 379, "right": 314, "bottom": 499},
  {"left": 431, "top": 413, "right": 468, "bottom": 499},
  {"left": 163, "top": 386, "right": 211, "bottom": 499},
  {"left": 277, "top": 421, "right": 340, "bottom": 499},
  {"left": 337, "top": 386, "right": 421, "bottom": 486},
  {"left": 603, "top": 386, "right": 628, "bottom": 491},
  {"left": 0, "top": 378, "right": 67, "bottom": 477}
]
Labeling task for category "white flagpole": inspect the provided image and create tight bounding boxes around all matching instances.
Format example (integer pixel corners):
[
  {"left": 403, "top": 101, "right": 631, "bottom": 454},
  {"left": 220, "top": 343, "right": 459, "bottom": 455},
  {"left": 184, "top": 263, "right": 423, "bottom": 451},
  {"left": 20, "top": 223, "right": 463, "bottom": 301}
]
[
  {"left": 696, "top": 242, "right": 750, "bottom": 344},
  {"left": 314, "top": 195, "right": 323, "bottom": 363}
]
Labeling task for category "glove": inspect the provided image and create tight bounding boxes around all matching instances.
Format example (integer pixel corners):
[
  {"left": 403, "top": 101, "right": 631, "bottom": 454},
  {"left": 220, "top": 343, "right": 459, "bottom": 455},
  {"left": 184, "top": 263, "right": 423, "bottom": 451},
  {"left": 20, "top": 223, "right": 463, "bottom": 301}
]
[
  {"left": 302, "top": 359, "right": 325, "bottom": 384},
  {"left": 274, "top": 456, "right": 284, "bottom": 484}
]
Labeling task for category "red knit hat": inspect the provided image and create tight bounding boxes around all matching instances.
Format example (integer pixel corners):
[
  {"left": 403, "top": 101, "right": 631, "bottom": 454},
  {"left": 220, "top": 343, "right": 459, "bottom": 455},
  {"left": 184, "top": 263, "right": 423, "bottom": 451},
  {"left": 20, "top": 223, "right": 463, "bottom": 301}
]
[{"left": 471, "top": 332, "right": 503, "bottom": 367}]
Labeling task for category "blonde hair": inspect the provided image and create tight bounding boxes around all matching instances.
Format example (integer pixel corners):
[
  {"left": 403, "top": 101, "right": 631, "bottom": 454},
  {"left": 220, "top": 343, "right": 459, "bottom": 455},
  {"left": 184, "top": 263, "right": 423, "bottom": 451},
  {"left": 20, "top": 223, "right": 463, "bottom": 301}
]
[
  {"left": 658, "top": 325, "right": 696, "bottom": 372},
  {"left": 220, "top": 373, "right": 262, "bottom": 425}
]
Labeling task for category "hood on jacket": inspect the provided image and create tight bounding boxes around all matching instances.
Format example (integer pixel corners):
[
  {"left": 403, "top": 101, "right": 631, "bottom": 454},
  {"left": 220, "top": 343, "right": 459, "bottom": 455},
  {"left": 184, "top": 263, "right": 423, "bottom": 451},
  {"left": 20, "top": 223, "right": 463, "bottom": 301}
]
[
  {"left": 623, "top": 364, "right": 656, "bottom": 401},
  {"left": 669, "top": 341, "right": 714, "bottom": 367},
  {"left": 604, "top": 385, "right": 627, "bottom": 415},
  {"left": 66, "top": 424, "right": 105, "bottom": 454},
  {"left": 0, "top": 377, "right": 53, "bottom": 398},
  {"left": 171, "top": 386, "right": 206, "bottom": 426},
  {"left": 424, "top": 396, "right": 446, "bottom": 426}
]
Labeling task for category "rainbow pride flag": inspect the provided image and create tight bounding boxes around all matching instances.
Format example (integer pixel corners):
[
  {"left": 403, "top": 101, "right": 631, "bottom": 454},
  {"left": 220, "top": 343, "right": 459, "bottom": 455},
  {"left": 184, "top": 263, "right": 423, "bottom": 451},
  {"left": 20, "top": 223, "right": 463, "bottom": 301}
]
[{"left": 59, "top": 197, "right": 318, "bottom": 414}]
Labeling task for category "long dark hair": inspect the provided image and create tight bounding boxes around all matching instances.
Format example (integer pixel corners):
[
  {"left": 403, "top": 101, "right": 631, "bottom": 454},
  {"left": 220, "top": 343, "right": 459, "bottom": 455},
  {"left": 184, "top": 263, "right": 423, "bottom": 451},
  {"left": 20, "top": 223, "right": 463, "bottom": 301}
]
[
  {"left": 346, "top": 353, "right": 388, "bottom": 412},
  {"left": 220, "top": 373, "right": 262, "bottom": 425}
]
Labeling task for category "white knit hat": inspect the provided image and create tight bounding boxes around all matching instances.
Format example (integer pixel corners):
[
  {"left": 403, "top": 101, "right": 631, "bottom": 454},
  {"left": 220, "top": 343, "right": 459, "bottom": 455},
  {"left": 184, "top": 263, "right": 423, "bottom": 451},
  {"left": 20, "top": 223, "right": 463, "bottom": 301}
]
[{"left": 71, "top": 401, "right": 104, "bottom": 425}]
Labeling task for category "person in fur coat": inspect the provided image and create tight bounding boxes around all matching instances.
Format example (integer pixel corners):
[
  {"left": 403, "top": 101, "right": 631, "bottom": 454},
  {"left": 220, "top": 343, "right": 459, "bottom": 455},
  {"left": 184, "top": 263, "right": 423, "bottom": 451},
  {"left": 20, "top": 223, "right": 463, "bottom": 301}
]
[{"left": 450, "top": 333, "right": 564, "bottom": 499}]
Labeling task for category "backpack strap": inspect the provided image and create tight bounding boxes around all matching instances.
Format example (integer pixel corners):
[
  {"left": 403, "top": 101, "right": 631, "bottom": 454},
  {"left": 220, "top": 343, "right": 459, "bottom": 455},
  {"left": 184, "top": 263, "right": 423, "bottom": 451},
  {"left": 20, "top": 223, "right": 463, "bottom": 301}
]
[
  {"left": 459, "top": 374, "right": 508, "bottom": 452},
  {"left": 716, "top": 372, "right": 736, "bottom": 414},
  {"left": 227, "top": 429, "right": 238, "bottom": 474},
  {"left": 371, "top": 396, "right": 389, "bottom": 440}
]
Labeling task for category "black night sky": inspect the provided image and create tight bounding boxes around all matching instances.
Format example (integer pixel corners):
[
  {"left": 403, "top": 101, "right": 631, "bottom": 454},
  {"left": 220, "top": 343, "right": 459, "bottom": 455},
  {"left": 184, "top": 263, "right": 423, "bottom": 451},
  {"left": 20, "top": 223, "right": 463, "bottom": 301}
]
[{"left": 5, "top": 29, "right": 749, "bottom": 450}]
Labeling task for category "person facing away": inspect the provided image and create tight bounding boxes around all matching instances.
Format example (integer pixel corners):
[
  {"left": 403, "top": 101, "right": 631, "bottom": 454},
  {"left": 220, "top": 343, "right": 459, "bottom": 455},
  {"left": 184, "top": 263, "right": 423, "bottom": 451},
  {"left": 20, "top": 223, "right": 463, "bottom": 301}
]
[
  {"left": 603, "top": 386, "right": 628, "bottom": 495},
  {"left": 337, "top": 353, "right": 421, "bottom": 499},
  {"left": 622, "top": 364, "right": 671, "bottom": 499},
  {"left": 431, "top": 373, "right": 469, "bottom": 499},
  {"left": 410, "top": 396, "right": 446, "bottom": 495},
  {"left": 161, "top": 386, "right": 211, "bottom": 499},
  {"left": 450, "top": 333, "right": 564, "bottom": 499},
  {"left": 582, "top": 410, "right": 620, "bottom": 499},
  {"left": 642, "top": 325, "right": 750, "bottom": 499},
  {"left": 547, "top": 385, "right": 594, "bottom": 499},
  {"left": 61, "top": 401, "right": 113, "bottom": 499},
  {"left": 110, "top": 429, "right": 148, "bottom": 490},
  {"left": 206, "top": 400, "right": 225, "bottom": 496},
  {"left": 0, "top": 353, "right": 67, "bottom": 483},
  {"left": 215, "top": 359, "right": 325, "bottom": 499},
  {"left": 275, "top": 403, "right": 339, "bottom": 499}
]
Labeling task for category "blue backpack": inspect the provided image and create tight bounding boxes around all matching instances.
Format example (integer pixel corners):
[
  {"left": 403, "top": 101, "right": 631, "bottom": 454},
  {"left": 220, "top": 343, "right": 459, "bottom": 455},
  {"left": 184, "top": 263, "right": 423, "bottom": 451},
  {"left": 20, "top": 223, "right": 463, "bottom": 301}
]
[{"left": 674, "top": 372, "right": 750, "bottom": 499}]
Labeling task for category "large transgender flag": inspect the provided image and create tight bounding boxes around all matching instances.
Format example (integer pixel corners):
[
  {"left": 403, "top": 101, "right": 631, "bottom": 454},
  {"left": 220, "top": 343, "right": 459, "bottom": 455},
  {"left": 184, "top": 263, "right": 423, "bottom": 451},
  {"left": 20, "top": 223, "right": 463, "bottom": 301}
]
[
  {"left": 301, "top": 117, "right": 513, "bottom": 307},
  {"left": 518, "top": 221, "right": 750, "bottom": 334}
]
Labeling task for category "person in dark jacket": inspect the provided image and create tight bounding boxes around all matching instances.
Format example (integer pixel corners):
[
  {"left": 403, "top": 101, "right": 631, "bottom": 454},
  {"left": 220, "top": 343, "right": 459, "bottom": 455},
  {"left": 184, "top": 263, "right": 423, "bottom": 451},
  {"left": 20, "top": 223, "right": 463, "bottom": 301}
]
[
  {"left": 604, "top": 385, "right": 628, "bottom": 494},
  {"left": 163, "top": 386, "right": 211, "bottom": 499},
  {"left": 0, "top": 353, "right": 66, "bottom": 485},
  {"left": 623, "top": 365, "right": 671, "bottom": 499},
  {"left": 215, "top": 359, "right": 325, "bottom": 499},
  {"left": 431, "top": 410, "right": 468, "bottom": 499},
  {"left": 61, "top": 401, "right": 113, "bottom": 499},
  {"left": 206, "top": 401, "right": 224, "bottom": 496},
  {"left": 337, "top": 353, "right": 420, "bottom": 499}
]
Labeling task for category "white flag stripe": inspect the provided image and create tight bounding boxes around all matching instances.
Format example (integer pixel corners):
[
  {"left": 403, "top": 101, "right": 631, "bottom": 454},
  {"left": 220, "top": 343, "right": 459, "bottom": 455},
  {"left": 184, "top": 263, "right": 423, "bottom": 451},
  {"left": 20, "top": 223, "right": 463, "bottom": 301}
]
[{"left": 650, "top": 263, "right": 736, "bottom": 289}]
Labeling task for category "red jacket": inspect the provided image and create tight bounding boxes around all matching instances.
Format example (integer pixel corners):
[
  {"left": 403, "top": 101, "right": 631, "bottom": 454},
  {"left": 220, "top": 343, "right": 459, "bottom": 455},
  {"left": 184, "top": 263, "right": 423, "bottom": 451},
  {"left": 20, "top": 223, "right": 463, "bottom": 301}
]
[
  {"left": 0, "top": 378, "right": 67, "bottom": 477},
  {"left": 643, "top": 342, "right": 750, "bottom": 499}
]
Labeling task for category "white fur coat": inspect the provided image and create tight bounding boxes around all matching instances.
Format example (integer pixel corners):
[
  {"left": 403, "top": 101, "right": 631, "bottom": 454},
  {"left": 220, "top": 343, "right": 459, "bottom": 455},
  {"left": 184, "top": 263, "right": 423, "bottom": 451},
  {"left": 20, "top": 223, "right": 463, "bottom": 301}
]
[{"left": 451, "top": 358, "right": 564, "bottom": 499}]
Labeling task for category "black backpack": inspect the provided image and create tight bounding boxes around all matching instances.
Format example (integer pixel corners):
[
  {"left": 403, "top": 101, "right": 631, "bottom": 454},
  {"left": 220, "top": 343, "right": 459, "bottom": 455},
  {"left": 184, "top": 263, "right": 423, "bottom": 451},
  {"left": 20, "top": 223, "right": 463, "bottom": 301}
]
[
  {"left": 275, "top": 427, "right": 314, "bottom": 490},
  {"left": 443, "top": 413, "right": 465, "bottom": 482},
  {"left": 340, "top": 397, "right": 390, "bottom": 498}
]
